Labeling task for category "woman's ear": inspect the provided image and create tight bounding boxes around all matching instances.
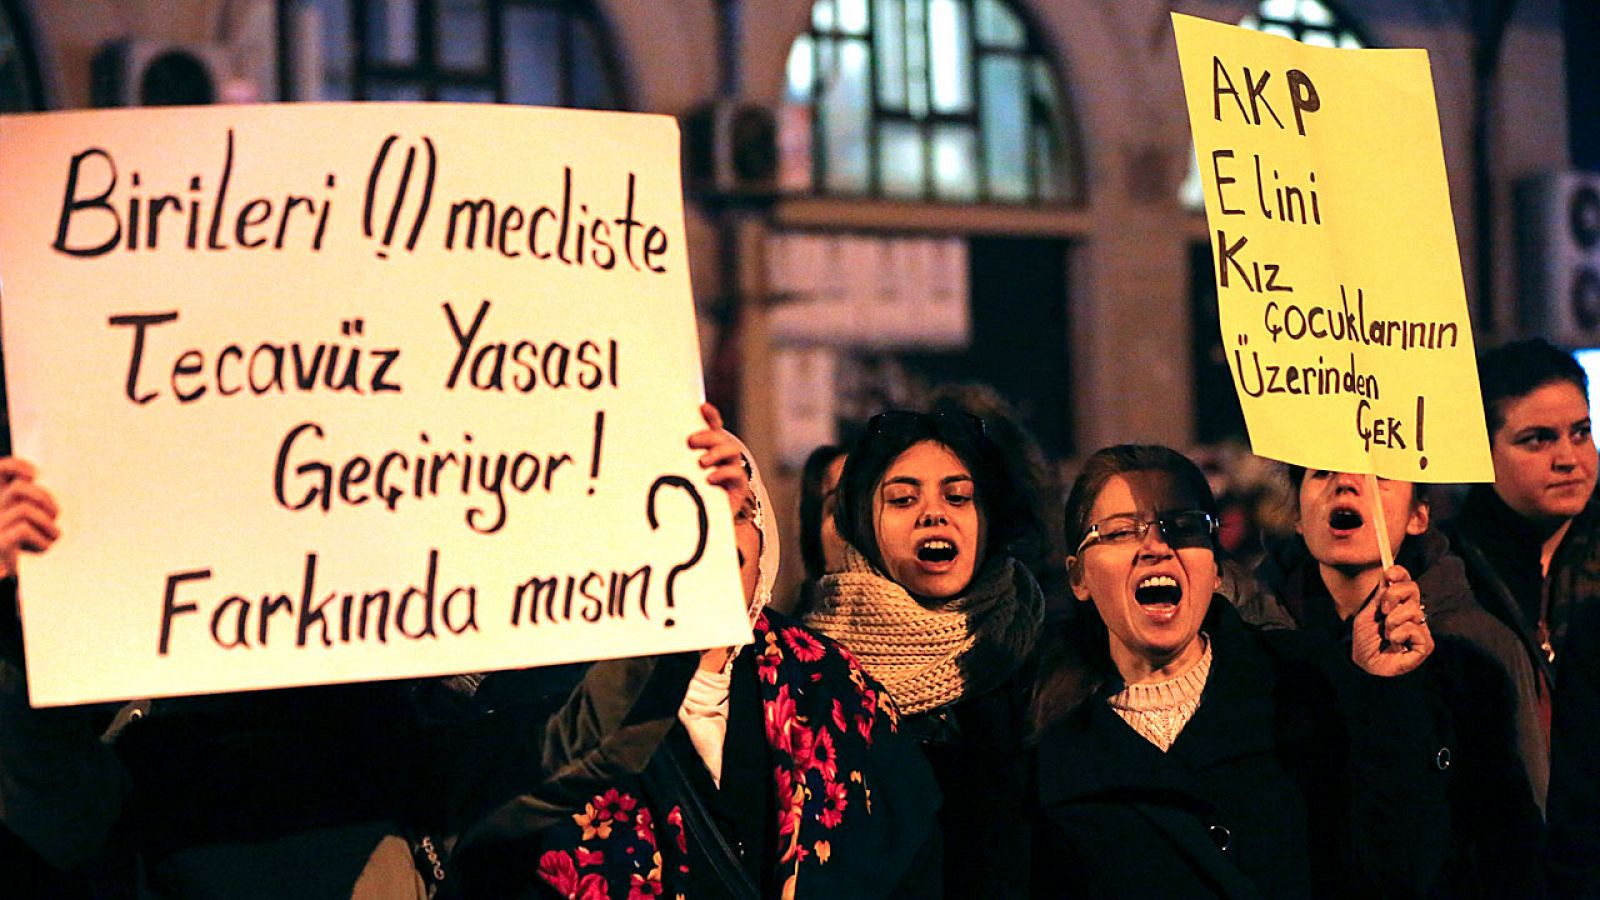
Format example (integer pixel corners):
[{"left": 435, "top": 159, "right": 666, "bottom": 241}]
[
  {"left": 1405, "top": 501, "right": 1431, "bottom": 537},
  {"left": 1067, "top": 555, "right": 1090, "bottom": 602}
]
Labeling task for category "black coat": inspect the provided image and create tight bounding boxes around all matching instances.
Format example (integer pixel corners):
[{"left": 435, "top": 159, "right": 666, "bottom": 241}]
[
  {"left": 1232, "top": 531, "right": 1546, "bottom": 898},
  {"left": 1030, "top": 601, "right": 1450, "bottom": 899},
  {"left": 1451, "top": 486, "right": 1600, "bottom": 898},
  {"left": 900, "top": 667, "right": 1034, "bottom": 899}
]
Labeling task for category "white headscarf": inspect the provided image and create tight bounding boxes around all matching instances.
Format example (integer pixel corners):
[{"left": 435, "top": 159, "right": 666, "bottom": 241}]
[
  {"left": 677, "top": 436, "right": 778, "bottom": 786},
  {"left": 741, "top": 437, "right": 780, "bottom": 626}
]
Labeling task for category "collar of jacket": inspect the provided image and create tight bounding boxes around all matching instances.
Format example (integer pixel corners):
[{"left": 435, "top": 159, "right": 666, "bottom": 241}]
[
  {"left": 1246, "top": 529, "right": 1470, "bottom": 633},
  {"left": 1036, "top": 601, "right": 1277, "bottom": 805},
  {"left": 1454, "top": 485, "right": 1553, "bottom": 577}
]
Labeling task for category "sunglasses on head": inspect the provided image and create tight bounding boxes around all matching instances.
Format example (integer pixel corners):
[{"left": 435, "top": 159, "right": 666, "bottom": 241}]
[
  {"left": 865, "top": 410, "right": 986, "bottom": 439},
  {"left": 1075, "top": 510, "right": 1218, "bottom": 555}
]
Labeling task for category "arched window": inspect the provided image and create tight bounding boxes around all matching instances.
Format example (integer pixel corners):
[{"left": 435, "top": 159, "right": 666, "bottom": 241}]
[
  {"left": 281, "top": 0, "right": 623, "bottom": 109},
  {"left": 0, "top": 0, "right": 43, "bottom": 112},
  {"left": 1180, "top": 0, "right": 1366, "bottom": 208},
  {"left": 782, "top": 0, "right": 1077, "bottom": 204}
]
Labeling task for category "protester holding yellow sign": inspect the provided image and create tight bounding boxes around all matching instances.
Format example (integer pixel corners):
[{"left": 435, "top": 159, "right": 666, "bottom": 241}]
[{"left": 1172, "top": 11, "right": 1492, "bottom": 486}]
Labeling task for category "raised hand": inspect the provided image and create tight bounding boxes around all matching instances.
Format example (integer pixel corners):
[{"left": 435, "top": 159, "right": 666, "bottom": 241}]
[
  {"left": 686, "top": 403, "right": 750, "bottom": 516},
  {"left": 0, "top": 458, "right": 60, "bottom": 581},
  {"left": 1351, "top": 564, "right": 1434, "bottom": 677}
]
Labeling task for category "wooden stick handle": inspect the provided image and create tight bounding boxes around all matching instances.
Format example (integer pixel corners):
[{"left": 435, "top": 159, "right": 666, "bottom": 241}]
[{"left": 1365, "top": 472, "right": 1395, "bottom": 574}]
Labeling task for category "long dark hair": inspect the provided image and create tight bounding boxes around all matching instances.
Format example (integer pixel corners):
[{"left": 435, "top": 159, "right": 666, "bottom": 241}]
[
  {"left": 798, "top": 444, "right": 846, "bottom": 583},
  {"left": 1030, "top": 444, "right": 1219, "bottom": 737},
  {"left": 835, "top": 411, "right": 1028, "bottom": 580}
]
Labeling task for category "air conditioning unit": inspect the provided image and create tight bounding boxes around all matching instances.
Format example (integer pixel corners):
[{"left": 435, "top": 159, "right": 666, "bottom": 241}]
[
  {"left": 1517, "top": 170, "right": 1600, "bottom": 347},
  {"left": 91, "top": 40, "right": 230, "bottom": 107},
  {"left": 684, "top": 100, "right": 779, "bottom": 198}
]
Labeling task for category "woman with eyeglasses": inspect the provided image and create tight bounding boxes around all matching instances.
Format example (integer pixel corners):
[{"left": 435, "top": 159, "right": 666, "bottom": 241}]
[
  {"left": 804, "top": 410, "right": 1045, "bottom": 897},
  {"left": 1027, "top": 444, "right": 1450, "bottom": 898}
]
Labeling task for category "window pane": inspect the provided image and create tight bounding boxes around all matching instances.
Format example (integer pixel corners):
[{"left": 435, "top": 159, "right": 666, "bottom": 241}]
[
  {"left": 838, "top": 0, "right": 869, "bottom": 34},
  {"left": 503, "top": 6, "right": 562, "bottom": 107},
  {"left": 438, "top": 0, "right": 489, "bottom": 71},
  {"left": 370, "top": 80, "right": 425, "bottom": 101},
  {"left": 822, "top": 38, "right": 872, "bottom": 193},
  {"left": 1301, "top": 29, "right": 1336, "bottom": 48},
  {"left": 570, "top": 18, "right": 616, "bottom": 109},
  {"left": 1261, "top": 0, "right": 1297, "bottom": 20},
  {"left": 928, "top": 0, "right": 971, "bottom": 114},
  {"left": 787, "top": 34, "right": 814, "bottom": 102},
  {"left": 1260, "top": 22, "right": 1295, "bottom": 39},
  {"left": 976, "top": 0, "right": 1025, "bottom": 49},
  {"left": 440, "top": 83, "right": 495, "bottom": 103},
  {"left": 367, "top": 0, "right": 418, "bottom": 66},
  {"left": 1339, "top": 31, "right": 1363, "bottom": 48},
  {"left": 981, "top": 55, "right": 1028, "bottom": 201},
  {"left": 0, "top": 5, "right": 31, "bottom": 111},
  {"left": 878, "top": 121, "right": 925, "bottom": 197},
  {"left": 1180, "top": 148, "right": 1205, "bottom": 210},
  {"left": 286, "top": 0, "right": 353, "bottom": 100},
  {"left": 874, "top": 0, "right": 906, "bottom": 110},
  {"left": 1031, "top": 58, "right": 1059, "bottom": 115},
  {"left": 905, "top": 0, "right": 928, "bottom": 118},
  {"left": 1297, "top": 0, "right": 1334, "bottom": 26},
  {"left": 813, "top": 0, "right": 834, "bottom": 31},
  {"left": 1034, "top": 125, "right": 1061, "bottom": 201},
  {"left": 932, "top": 124, "right": 977, "bottom": 201}
]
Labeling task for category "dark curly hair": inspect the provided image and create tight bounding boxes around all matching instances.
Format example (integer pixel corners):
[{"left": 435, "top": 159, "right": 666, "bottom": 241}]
[{"left": 834, "top": 411, "right": 1029, "bottom": 582}]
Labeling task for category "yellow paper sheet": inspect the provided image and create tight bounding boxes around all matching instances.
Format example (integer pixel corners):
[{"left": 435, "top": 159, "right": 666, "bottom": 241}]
[
  {"left": 0, "top": 103, "right": 751, "bottom": 706},
  {"left": 1173, "top": 13, "right": 1493, "bottom": 483}
]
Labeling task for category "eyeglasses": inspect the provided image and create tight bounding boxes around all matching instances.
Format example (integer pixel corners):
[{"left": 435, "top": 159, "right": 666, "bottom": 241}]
[
  {"left": 865, "top": 410, "right": 986, "bottom": 438},
  {"left": 1075, "top": 510, "right": 1218, "bottom": 554}
]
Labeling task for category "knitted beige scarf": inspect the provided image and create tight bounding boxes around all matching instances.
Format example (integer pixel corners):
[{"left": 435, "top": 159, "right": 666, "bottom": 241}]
[{"left": 805, "top": 546, "right": 1042, "bottom": 715}]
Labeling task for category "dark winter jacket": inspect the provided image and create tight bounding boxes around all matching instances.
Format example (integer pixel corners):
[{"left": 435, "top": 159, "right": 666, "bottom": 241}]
[
  {"left": 1451, "top": 485, "right": 1600, "bottom": 898},
  {"left": 1030, "top": 600, "right": 1450, "bottom": 899},
  {"left": 1232, "top": 530, "right": 1546, "bottom": 898}
]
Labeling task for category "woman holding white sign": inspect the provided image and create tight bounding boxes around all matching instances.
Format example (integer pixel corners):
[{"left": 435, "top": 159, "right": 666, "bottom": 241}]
[
  {"left": 468, "top": 433, "right": 940, "bottom": 899},
  {"left": 0, "top": 404, "right": 749, "bottom": 900}
]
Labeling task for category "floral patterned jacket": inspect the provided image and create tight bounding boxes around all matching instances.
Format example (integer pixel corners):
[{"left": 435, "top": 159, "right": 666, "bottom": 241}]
[{"left": 536, "top": 610, "right": 939, "bottom": 899}]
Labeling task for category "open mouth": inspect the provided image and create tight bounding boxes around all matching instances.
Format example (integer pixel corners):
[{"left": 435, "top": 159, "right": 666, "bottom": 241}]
[
  {"left": 1135, "top": 574, "right": 1182, "bottom": 606},
  {"left": 1328, "top": 508, "right": 1364, "bottom": 531},
  {"left": 917, "top": 539, "right": 958, "bottom": 564}
]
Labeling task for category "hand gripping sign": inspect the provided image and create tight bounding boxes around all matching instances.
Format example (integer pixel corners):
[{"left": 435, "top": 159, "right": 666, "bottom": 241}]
[
  {"left": 1172, "top": 13, "right": 1494, "bottom": 567},
  {"left": 0, "top": 104, "right": 751, "bottom": 706}
]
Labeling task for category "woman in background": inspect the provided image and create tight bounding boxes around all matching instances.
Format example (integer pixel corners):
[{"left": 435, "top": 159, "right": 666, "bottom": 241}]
[{"left": 790, "top": 443, "right": 847, "bottom": 615}]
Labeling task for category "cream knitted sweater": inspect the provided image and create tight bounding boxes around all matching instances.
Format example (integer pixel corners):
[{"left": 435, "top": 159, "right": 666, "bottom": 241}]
[{"left": 1105, "top": 636, "right": 1213, "bottom": 752}]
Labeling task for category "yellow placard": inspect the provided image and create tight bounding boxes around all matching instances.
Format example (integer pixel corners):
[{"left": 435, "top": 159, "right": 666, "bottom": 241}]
[
  {"left": 1173, "top": 13, "right": 1492, "bottom": 483},
  {"left": 0, "top": 103, "right": 751, "bottom": 706}
]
